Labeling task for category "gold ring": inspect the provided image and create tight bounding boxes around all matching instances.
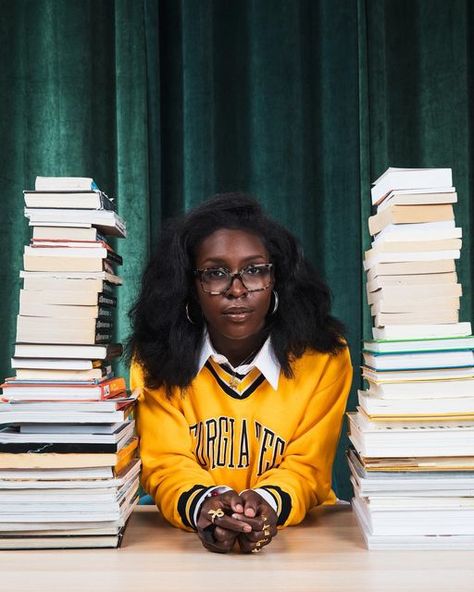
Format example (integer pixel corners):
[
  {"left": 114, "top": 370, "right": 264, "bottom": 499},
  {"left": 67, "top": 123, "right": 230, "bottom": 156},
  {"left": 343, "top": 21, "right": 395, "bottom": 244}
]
[
  {"left": 207, "top": 508, "right": 225, "bottom": 523},
  {"left": 251, "top": 548, "right": 261, "bottom": 553},
  {"left": 263, "top": 526, "right": 271, "bottom": 537}
]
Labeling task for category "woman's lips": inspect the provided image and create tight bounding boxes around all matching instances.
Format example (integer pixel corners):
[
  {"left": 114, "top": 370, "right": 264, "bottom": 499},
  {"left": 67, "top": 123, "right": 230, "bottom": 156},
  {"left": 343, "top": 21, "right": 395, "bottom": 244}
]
[{"left": 222, "top": 307, "right": 253, "bottom": 322}]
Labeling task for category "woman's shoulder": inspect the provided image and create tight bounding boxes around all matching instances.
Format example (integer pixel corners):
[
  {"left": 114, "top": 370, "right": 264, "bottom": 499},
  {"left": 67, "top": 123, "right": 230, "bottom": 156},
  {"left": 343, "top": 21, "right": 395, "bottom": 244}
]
[{"left": 291, "top": 344, "right": 352, "bottom": 376}]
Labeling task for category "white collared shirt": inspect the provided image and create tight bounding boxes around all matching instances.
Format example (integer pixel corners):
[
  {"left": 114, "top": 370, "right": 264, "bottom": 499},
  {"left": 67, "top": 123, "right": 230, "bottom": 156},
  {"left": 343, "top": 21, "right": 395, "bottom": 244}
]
[{"left": 197, "top": 331, "right": 281, "bottom": 391}]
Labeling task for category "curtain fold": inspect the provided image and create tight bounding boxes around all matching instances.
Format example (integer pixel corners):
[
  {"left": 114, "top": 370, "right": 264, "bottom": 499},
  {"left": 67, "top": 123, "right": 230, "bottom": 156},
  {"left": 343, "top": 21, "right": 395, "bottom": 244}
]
[{"left": 0, "top": 0, "right": 472, "bottom": 498}]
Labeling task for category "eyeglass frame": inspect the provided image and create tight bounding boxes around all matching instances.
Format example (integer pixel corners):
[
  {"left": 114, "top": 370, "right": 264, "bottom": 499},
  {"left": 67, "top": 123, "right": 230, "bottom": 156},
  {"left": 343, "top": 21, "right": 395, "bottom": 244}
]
[{"left": 193, "top": 263, "right": 274, "bottom": 295}]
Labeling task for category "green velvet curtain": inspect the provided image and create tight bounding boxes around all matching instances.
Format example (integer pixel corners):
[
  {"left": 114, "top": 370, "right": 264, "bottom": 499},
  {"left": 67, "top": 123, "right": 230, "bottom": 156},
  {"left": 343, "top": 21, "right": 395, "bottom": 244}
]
[{"left": 0, "top": 0, "right": 472, "bottom": 499}]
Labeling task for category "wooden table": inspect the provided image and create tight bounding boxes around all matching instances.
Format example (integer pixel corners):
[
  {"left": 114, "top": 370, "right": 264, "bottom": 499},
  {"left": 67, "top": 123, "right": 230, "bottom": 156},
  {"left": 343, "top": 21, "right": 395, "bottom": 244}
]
[{"left": 0, "top": 505, "right": 473, "bottom": 592}]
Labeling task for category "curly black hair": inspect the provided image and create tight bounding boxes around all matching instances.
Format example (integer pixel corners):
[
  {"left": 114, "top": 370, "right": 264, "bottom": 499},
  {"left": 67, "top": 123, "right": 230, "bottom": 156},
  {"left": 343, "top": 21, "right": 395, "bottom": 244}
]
[{"left": 127, "top": 192, "right": 346, "bottom": 396}]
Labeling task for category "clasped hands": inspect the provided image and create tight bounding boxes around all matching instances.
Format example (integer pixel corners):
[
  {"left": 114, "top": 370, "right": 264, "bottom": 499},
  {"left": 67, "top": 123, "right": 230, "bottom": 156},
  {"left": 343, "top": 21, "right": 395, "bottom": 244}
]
[{"left": 196, "top": 489, "right": 278, "bottom": 554}]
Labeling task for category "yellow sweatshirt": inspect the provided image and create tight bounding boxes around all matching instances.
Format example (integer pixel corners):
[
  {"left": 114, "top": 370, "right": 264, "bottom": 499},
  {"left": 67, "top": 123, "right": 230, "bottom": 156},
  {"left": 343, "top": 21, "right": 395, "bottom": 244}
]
[{"left": 131, "top": 346, "right": 352, "bottom": 531}]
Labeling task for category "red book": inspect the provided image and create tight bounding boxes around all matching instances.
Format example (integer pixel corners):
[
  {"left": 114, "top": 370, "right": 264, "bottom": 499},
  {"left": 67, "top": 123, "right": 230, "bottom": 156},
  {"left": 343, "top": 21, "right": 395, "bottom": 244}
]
[{"left": 0, "top": 377, "right": 127, "bottom": 402}]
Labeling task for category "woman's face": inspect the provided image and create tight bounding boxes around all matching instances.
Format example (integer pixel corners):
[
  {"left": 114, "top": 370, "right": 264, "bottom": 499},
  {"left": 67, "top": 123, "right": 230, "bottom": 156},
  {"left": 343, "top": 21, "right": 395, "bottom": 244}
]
[{"left": 194, "top": 228, "right": 273, "bottom": 350}]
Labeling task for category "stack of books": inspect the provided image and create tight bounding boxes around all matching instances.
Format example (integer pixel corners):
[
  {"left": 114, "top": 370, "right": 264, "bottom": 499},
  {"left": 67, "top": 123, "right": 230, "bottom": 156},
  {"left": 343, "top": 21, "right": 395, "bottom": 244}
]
[
  {"left": 0, "top": 176, "right": 140, "bottom": 549},
  {"left": 349, "top": 167, "right": 474, "bottom": 549}
]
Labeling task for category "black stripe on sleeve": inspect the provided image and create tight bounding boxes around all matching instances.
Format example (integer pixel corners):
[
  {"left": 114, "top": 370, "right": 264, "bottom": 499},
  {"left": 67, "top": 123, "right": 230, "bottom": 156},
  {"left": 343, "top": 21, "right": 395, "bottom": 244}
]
[
  {"left": 177, "top": 484, "right": 209, "bottom": 529},
  {"left": 260, "top": 485, "right": 292, "bottom": 526}
]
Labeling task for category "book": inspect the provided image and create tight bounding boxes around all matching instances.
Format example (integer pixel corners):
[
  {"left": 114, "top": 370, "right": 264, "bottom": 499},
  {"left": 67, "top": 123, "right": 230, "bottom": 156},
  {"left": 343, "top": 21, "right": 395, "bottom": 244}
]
[
  {"left": 34, "top": 176, "right": 99, "bottom": 191},
  {"left": 370, "top": 297, "right": 460, "bottom": 315},
  {"left": 0, "top": 532, "right": 127, "bottom": 550},
  {"left": 363, "top": 249, "right": 460, "bottom": 270},
  {"left": 13, "top": 367, "right": 112, "bottom": 381},
  {"left": 369, "top": 238, "right": 462, "bottom": 253},
  {"left": 0, "top": 457, "right": 140, "bottom": 489},
  {"left": 24, "top": 190, "right": 115, "bottom": 211},
  {"left": 13, "top": 343, "right": 122, "bottom": 360},
  {"left": 0, "top": 458, "right": 140, "bottom": 487},
  {"left": 362, "top": 350, "right": 474, "bottom": 371},
  {"left": 362, "top": 378, "right": 474, "bottom": 398},
  {"left": 376, "top": 189, "right": 457, "bottom": 211},
  {"left": 358, "top": 391, "right": 474, "bottom": 418},
  {"left": 372, "top": 322, "right": 472, "bottom": 340},
  {"left": 352, "top": 495, "right": 474, "bottom": 537},
  {"left": 347, "top": 449, "right": 474, "bottom": 493},
  {"left": 0, "top": 376, "right": 126, "bottom": 401},
  {"left": 373, "top": 220, "right": 460, "bottom": 242},
  {"left": 362, "top": 365, "right": 474, "bottom": 383},
  {"left": 11, "top": 358, "right": 100, "bottom": 370},
  {"left": 368, "top": 204, "right": 454, "bottom": 236},
  {"left": 363, "top": 335, "right": 474, "bottom": 354},
  {"left": 26, "top": 244, "right": 122, "bottom": 264},
  {"left": 24, "top": 208, "right": 126, "bottom": 238},
  {"left": 0, "top": 437, "right": 138, "bottom": 469},
  {"left": 370, "top": 168, "right": 453, "bottom": 205},
  {"left": 366, "top": 272, "right": 458, "bottom": 293},
  {"left": 366, "top": 259, "right": 456, "bottom": 281},
  {"left": 0, "top": 426, "right": 136, "bottom": 455},
  {"left": 0, "top": 395, "right": 137, "bottom": 415},
  {"left": 23, "top": 256, "right": 116, "bottom": 273},
  {"left": 373, "top": 310, "right": 459, "bottom": 326},
  {"left": 347, "top": 411, "right": 474, "bottom": 458},
  {"left": 19, "top": 288, "right": 116, "bottom": 308},
  {"left": 18, "top": 301, "right": 114, "bottom": 320},
  {"left": 20, "top": 269, "right": 122, "bottom": 285},
  {"left": 32, "top": 226, "right": 106, "bottom": 241},
  {"left": 367, "top": 283, "right": 462, "bottom": 303},
  {"left": 16, "top": 315, "right": 113, "bottom": 344}
]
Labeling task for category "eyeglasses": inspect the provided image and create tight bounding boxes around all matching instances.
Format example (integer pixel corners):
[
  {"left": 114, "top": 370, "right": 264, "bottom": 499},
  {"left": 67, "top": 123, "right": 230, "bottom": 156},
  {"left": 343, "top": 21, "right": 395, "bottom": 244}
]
[{"left": 194, "top": 263, "right": 274, "bottom": 295}]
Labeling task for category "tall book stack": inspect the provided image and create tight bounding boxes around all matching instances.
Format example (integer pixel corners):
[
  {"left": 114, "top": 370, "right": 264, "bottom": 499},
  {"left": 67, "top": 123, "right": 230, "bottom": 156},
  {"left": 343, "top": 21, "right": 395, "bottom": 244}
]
[
  {"left": 0, "top": 177, "right": 140, "bottom": 549},
  {"left": 348, "top": 167, "right": 474, "bottom": 550}
]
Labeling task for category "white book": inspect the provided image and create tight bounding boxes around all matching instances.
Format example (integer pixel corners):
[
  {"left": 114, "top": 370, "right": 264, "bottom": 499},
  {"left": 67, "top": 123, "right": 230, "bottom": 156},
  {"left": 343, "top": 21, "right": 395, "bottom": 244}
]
[
  {"left": 366, "top": 272, "right": 458, "bottom": 293},
  {"left": 20, "top": 270, "right": 122, "bottom": 285},
  {"left": 13, "top": 343, "right": 122, "bottom": 360},
  {"left": 358, "top": 390, "right": 474, "bottom": 417},
  {"left": 11, "top": 358, "right": 96, "bottom": 370},
  {"left": 363, "top": 378, "right": 474, "bottom": 398},
  {"left": 370, "top": 297, "right": 460, "bottom": 315},
  {"left": 371, "top": 167, "right": 453, "bottom": 205},
  {"left": 353, "top": 496, "right": 474, "bottom": 540},
  {"left": 363, "top": 249, "right": 460, "bottom": 270},
  {"left": 362, "top": 350, "right": 474, "bottom": 371},
  {"left": 373, "top": 221, "right": 460, "bottom": 242},
  {"left": 372, "top": 322, "right": 472, "bottom": 340},
  {"left": 34, "top": 177, "right": 99, "bottom": 191},
  {"left": 363, "top": 335, "right": 474, "bottom": 354},
  {"left": 348, "top": 449, "right": 474, "bottom": 493},
  {"left": 362, "top": 365, "right": 474, "bottom": 383},
  {"left": 376, "top": 188, "right": 457, "bottom": 212},
  {"left": 0, "top": 458, "right": 140, "bottom": 489},
  {"left": 348, "top": 411, "right": 474, "bottom": 458},
  {"left": 367, "top": 282, "right": 462, "bottom": 303},
  {"left": 374, "top": 310, "right": 459, "bottom": 326},
  {"left": 24, "top": 208, "right": 126, "bottom": 238}
]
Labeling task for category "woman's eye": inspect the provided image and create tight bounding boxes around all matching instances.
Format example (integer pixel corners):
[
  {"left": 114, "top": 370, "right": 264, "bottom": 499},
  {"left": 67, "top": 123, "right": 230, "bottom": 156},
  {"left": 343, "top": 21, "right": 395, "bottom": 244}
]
[
  {"left": 206, "top": 268, "right": 227, "bottom": 279},
  {"left": 245, "top": 266, "right": 263, "bottom": 276}
]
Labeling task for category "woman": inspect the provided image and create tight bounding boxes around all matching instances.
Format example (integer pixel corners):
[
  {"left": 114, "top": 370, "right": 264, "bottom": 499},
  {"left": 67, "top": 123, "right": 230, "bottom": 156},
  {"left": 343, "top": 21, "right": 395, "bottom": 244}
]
[{"left": 128, "top": 193, "right": 352, "bottom": 554}]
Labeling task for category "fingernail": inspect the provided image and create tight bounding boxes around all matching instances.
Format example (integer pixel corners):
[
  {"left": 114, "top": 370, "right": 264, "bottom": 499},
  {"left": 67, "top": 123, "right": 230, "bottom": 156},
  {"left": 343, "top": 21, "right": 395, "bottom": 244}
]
[
  {"left": 235, "top": 504, "right": 243, "bottom": 513},
  {"left": 245, "top": 508, "right": 255, "bottom": 517},
  {"left": 243, "top": 524, "right": 252, "bottom": 533},
  {"left": 232, "top": 513, "right": 242, "bottom": 520}
]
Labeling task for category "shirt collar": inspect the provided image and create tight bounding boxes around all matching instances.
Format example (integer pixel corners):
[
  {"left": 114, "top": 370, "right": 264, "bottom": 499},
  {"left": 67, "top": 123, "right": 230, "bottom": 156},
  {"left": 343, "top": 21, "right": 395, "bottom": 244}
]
[{"left": 197, "top": 331, "right": 281, "bottom": 390}]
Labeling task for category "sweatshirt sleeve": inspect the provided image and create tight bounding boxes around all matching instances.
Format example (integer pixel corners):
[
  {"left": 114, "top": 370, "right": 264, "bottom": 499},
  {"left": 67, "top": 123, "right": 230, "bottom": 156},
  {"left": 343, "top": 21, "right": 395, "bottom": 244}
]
[
  {"left": 253, "top": 347, "right": 353, "bottom": 527},
  {"left": 131, "top": 362, "right": 216, "bottom": 531}
]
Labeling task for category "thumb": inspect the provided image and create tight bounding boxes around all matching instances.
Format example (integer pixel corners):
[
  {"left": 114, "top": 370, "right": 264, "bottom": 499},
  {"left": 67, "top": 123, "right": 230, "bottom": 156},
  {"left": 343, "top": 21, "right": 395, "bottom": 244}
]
[{"left": 240, "top": 490, "right": 259, "bottom": 518}]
